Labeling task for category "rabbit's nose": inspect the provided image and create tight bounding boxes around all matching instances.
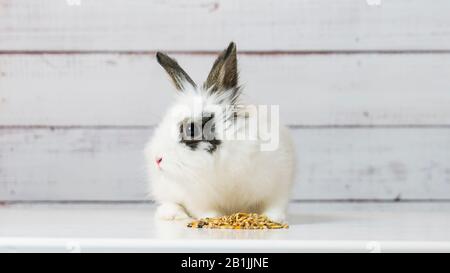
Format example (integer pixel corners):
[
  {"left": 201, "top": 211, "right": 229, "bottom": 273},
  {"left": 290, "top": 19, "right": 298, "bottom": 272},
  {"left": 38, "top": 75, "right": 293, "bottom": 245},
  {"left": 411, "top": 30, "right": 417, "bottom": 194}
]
[{"left": 155, "top": 157, "right": 163, "bottom": 167}]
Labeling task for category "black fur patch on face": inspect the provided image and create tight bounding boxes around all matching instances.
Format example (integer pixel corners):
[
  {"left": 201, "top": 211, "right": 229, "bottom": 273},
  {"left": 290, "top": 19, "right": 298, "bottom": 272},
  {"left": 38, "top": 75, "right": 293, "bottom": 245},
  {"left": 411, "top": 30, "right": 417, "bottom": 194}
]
[
  {"left": 180, "top": 139, "right": 201, "bottom": 150},
  {"left": 179, "top": 113, "right": 221, "bottom": 153},
  {"left": 206, "top": 139, "right": 221, "bottom": 153}
]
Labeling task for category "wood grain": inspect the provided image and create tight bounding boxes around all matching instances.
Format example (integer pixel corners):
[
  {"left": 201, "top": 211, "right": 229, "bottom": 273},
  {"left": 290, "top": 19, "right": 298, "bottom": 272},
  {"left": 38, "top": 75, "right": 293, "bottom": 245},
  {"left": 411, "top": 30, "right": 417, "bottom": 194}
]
[
  {"left": 1, "top": 0, "right": 450, "bottom": 51},
  {"left": 1, "top": 54, "right": 450, "bottom": 126},
  {"left": 1, "top": 127, "right": 449, "bottom": 201},
  {"left": 1, "top": 0, "right": 450, "bottom": 202}
]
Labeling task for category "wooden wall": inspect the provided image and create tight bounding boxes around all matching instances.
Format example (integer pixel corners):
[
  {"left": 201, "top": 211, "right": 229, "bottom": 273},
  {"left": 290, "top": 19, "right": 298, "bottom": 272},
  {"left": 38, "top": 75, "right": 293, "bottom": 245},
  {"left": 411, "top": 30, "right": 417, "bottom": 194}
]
[{"left": 1, "top": 0, "right": 449, "bottom": 201}]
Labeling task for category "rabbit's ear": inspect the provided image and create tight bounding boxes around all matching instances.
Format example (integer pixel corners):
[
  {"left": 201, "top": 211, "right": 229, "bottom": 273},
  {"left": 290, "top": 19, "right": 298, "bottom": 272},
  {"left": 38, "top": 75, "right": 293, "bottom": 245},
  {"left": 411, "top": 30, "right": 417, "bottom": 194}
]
[
  {"left": 204, "top": 42, "right": 238, "bottom": 93},
  {"left": 156, "top": 52, "right": 196, "bottom": 91}
]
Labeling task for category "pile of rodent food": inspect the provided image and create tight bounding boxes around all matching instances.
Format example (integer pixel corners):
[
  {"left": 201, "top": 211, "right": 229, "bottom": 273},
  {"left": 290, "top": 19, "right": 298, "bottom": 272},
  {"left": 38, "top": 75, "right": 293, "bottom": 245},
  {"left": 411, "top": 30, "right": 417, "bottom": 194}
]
[{"left": 187, "top": 212, "right": 289, "bottom": 229}]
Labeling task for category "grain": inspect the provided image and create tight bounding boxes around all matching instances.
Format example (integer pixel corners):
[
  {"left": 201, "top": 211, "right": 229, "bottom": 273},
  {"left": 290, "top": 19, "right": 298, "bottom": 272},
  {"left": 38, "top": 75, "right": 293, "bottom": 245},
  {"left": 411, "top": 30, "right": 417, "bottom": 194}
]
[{"left": 187, "top": 213, "right": 289, "bottom": 229}]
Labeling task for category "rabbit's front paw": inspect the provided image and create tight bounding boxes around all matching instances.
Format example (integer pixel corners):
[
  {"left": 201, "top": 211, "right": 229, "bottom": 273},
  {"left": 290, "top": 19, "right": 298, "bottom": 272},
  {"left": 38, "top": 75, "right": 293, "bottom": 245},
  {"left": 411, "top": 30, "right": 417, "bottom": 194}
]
[
  {"left": 156, "top": 203, "right": 190, "bottom": 220},
  {"left": 195, "top": 211, "right": 221, "bottom": 220},
  {"left": 263, "top": 209, "right": 287, "bottom": 224}
]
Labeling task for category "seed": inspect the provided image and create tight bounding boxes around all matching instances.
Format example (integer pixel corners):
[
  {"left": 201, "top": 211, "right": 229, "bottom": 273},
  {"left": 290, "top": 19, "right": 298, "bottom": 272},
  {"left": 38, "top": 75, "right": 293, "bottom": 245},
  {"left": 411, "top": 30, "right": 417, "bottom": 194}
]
[{"left": 187, "top": 213, "right": 289, "bottom": 230}]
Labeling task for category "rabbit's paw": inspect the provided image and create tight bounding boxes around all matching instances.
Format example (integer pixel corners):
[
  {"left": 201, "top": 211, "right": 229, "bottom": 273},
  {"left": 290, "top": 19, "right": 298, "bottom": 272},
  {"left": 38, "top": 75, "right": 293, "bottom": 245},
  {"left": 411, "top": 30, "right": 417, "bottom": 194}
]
[
  {"left": 156, "top": 203, "right": 190, "bottom": 220},
  {"left": 263, "top": 209, "right": 287, "bottom": 224},
  {"left": 195, "top": 211, "right": 221, "bottom": 220}
]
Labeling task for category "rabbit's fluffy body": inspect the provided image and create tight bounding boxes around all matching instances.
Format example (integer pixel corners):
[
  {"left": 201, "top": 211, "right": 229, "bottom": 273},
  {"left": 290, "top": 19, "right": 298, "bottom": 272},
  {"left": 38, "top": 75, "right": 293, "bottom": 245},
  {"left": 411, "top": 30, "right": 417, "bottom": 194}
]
[{"left": 145, "top": 43, "right": 295, "bottom": 222}]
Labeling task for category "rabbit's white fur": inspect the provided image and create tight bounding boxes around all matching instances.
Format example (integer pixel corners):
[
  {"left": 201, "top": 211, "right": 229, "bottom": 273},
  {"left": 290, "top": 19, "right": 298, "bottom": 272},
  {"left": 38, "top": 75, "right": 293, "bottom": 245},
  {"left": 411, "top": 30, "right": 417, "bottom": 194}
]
[{"left": 145, "top": 44, "right": 295, "bottom": 222}]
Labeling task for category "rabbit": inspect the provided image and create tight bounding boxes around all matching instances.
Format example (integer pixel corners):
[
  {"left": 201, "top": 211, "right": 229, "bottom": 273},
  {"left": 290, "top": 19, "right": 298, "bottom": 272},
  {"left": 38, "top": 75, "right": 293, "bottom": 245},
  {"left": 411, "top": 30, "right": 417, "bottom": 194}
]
[{"left": 145, "top": 42, "right": 296, "bottom": 223}]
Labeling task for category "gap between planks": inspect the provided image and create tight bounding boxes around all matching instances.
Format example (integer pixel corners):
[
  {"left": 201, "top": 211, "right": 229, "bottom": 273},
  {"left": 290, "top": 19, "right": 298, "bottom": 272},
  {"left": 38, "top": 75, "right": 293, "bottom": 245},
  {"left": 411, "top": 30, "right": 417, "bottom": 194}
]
[
  {"left": 2, "top": 199, "right": 450, "bottom": 205},
  {"left": 1, "top": 125, "right": 450, "bottom": 130},
  {"left": 1, "top": 50, "right": 450, "bottom": 56}
]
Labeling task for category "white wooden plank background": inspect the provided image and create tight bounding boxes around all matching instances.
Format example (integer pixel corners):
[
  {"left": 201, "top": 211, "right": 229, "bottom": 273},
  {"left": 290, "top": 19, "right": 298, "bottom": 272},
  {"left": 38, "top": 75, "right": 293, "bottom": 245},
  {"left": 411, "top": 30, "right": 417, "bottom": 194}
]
[
  {"left": 1, "top": 128, "right": 449, "bottom": 201},
  {"left": 1, "top": 0, "right": 450, "bottom": 51},
  {"left": 1, "top": 54, "right": 450, "bottom": 126},
  {"left": 1, "top": 0, "right": 450, "bottom": 202}
]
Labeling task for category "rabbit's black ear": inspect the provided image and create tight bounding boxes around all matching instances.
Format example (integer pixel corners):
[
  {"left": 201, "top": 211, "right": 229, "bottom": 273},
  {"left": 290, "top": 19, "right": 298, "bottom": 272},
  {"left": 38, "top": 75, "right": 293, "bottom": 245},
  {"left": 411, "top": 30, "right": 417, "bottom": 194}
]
[
  {"left": 156, "top": 52, "right": 196, "bottom": 91},
  {"left": 204, "top": 42, "right": 238, "bottom": 93}
]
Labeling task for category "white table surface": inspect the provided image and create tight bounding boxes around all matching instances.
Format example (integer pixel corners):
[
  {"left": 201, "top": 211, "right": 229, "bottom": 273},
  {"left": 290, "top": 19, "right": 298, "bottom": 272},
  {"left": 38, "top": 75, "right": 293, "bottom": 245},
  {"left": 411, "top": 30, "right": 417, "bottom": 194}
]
[{"left": 0, "top": 202, "right": 449, "bottom": 253}]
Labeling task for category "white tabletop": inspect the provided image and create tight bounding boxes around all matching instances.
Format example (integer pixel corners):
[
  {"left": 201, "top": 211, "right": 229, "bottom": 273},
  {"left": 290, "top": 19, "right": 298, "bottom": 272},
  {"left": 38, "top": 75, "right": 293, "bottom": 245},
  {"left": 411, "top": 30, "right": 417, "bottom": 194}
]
[{"left": 0, "top": 202, "right": 449, "bottom": 252}]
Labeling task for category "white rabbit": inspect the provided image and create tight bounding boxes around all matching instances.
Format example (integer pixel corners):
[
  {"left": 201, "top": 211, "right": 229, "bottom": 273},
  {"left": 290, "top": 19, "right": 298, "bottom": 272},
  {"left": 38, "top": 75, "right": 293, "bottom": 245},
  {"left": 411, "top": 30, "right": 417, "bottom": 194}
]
[{"left": 145, "top": 42, "right": 295, "bottom": 222}]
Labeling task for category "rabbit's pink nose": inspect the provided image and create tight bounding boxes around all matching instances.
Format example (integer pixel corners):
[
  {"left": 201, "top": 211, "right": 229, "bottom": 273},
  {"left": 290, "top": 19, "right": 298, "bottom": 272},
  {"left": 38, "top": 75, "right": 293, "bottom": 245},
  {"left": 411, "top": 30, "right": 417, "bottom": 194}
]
[{"left": 156, "top": 157, "right": 163, "bottom": 167}]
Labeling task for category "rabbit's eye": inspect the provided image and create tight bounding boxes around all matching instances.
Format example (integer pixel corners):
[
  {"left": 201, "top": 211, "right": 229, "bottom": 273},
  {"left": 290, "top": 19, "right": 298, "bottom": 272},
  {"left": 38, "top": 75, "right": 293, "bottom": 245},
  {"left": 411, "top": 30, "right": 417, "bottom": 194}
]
[{"left": 183, "top": 121, "right": 202, "bottom": 140}]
